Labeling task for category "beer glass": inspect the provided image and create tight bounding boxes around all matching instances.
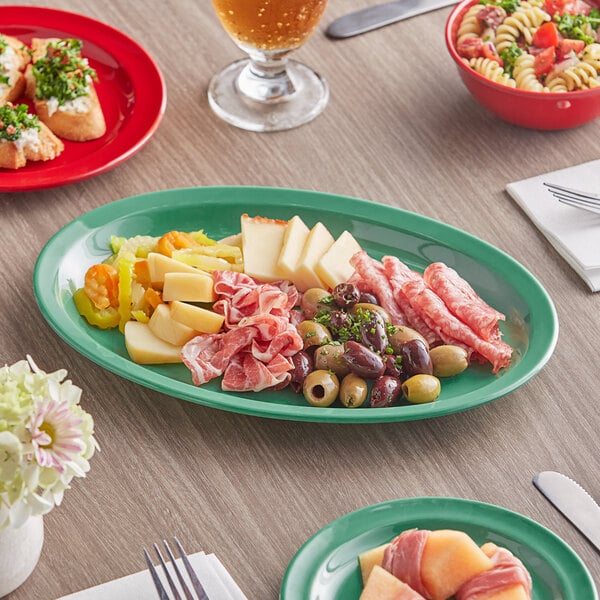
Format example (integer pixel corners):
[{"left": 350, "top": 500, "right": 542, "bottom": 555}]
[{"left": 208, "top": 0, "right": 329, "bottom": 132}]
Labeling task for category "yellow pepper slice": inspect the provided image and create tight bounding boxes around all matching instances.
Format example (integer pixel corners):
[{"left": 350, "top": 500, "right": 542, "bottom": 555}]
[
  {"left": 117, "top": 252, "right": 135, "bottom": 333},
  {"left": 73, "top": 288, "right": 120, "bottom": 329}
]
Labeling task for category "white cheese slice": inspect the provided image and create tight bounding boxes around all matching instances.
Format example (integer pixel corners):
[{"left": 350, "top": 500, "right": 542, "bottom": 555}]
[
  {"left": 124, "top": 321, "right": 183, "bottom": 364},
  {"left": 292, "top": 222, "right": 334, "bottom": 292},
  {"left": 315, "top": 230, "right": 362, "bottom": 290},
  {"left": 276, "top": 215, "right": 310, "bottom": 281},
  {"left": 241, "top": 214, "right": 288, "bottom": 282}
]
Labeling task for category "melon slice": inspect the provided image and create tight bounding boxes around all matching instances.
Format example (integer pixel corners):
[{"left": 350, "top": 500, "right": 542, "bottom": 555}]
[
  {"left": 360, "top": 565, "right": 426, "bottom": 600},
  {"left": 359, "top": 543, "right": 390, "bottom": 585},
  {"left": 421, "top": 530, "right": 493, "bottom": 600}
]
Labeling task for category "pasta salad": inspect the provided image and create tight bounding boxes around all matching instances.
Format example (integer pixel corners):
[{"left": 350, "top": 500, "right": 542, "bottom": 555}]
[{"left": 455, "top": 0, "right": 600, "bottom": 91}]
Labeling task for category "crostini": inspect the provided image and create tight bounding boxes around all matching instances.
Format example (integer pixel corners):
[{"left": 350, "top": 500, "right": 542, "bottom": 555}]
[
  {"left": 0, "top": 34, "right": 30, "bottom": 105},
  {"left": 25, "top": 38, "right": 106, "bottom": 141},
  {"left": 0, "top": 102, "right": 64, "bottom": 169}
]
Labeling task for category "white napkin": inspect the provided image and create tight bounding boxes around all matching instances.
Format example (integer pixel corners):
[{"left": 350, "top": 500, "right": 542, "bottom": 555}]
[
  {"left": 56, "top": 551, "right": 248, "bottom": 600},
  {"left": 506, "top": 159, "right": 600, "bottom": 292}
]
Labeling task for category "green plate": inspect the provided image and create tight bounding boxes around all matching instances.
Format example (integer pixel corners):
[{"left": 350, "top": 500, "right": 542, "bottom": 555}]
[
  {"left": 33, "top": 186, "right": 558, "bottom": 423},
  {"left": 280, "top": 497, "right": 598, "bottom": 599}
]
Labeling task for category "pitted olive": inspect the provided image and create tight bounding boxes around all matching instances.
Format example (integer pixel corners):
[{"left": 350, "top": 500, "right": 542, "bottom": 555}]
[
  {"left": 332, "top": 282, "right": 360, "bottom": 308},
  {"left": 429, "top": 345, "right": 469, "bottom": 378},
  {"left": 296, "top": 320, "right": 332, "bottom": 349},
  {"left": 303, "top": 370, "right": 340, "bottom": 407},
  {"left": 314, "top": 344, "right": 350, "bottom": 377},
  {"left": 301, "top": 288, "right": 331, "bottom": 319},
  {"left": 339, "top": 373, "right": 368, "bottom": 408},
  {"left": 402, "top": 374, "right": 441, "bottom": 404}
]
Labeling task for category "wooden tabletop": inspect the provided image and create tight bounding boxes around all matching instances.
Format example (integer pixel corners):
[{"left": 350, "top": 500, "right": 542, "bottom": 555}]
[{"left": 3, "top": 0, "right": 600, "bottom": 598}]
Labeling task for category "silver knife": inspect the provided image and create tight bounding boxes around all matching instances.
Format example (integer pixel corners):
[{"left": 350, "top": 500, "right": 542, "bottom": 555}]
[
  {"left": 533, "top": 470, "right": 600, "bottom": 553},
  {"left": 326, "top": 0, "right": 457, "bottom": 39}
]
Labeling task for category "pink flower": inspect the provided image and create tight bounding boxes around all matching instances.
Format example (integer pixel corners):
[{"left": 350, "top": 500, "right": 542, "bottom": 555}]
[{"left": 27, "top": 399, "right": 86, "bottom": 474}]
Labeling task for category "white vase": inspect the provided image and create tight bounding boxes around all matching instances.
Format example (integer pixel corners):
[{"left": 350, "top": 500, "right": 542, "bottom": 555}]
[{"left": 0, "top": 515, "right": 44, "bottom": 597}]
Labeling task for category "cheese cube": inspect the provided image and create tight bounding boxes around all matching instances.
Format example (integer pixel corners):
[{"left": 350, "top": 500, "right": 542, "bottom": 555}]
[
  {"left": 315, "top": 230, "right": 362, "bottom": 290},
  {"left": 147, "top": 252, "right": 204, "bottom": 287},
  {"left": 276, "top": 215, "right": 310, "bottom": 281},
  {"left": 170, "top": 301, "right": 224, "bottom": 334},
  {"left": 241, "top": 214, "right": 288, "bottom": 282},
  {"left": 292, "top": 222, "right": 334, "bottom": 292},
  {"left": 124, "top": 321, "right": 183, "bottom": 364},
  {"left": 148, "top": 303, "right": 198, "bottom": 346},
  {"left": 162, "top": 272, "right": 216, "bottom": 303}
]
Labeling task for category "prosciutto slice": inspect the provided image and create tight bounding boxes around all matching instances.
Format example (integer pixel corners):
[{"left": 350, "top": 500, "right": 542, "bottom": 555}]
[
  {"left": 456, "top": 545, "right": 532, "bottom": 600},
  {"left": 350, "top": 251, "right": 407, "bottom": 325},
  {"left": 382, "top": 529, "right": 430, "bottom": 598},
  {"left": 221, "top": 353, "right": 293, "bottom": 392},
  {"left": 401, "top": 279, "right": 512, "bottom": 373},
  {"left": 423, "top": 263, "right": 505, "bottom": 342}
]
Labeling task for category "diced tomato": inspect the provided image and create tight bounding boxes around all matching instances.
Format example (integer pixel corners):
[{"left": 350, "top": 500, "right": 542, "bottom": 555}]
[
  {"left": 545, "top": 0, "right": 593, "bottom": 12},
  {"left": 532, "top": 22, "right": 559, "bottom": 47},
  {"left": 482, "top": 42, "right": 504, "bottom": 66},
  {"left": 457, "top": 37, "right": 484, "bottom": 59},
  {"left": 557, "top": 38, "right": 586, "bottom": 60},
  {"left": 534, "top": 46, "right": 557, "bottom": 75}
]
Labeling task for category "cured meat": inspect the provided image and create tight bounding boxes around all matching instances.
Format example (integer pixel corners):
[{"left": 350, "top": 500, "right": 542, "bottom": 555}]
[
  {"left": 221, "top": 352, "right": 293, "bottom": 392},
  {"left": 350, "top": 251, "right": 407, "bottom": 325},
  {"left": 181, "top": 334, "right": 223, "bottom": 386},
  {"left": 381, "top": 256, "right": 441, "bottom": 347},
  {"left": 382, "top": 530, "right": 430, "bottom": 598},
  {"left": 401, "top": 280, "right": 512, "bottom": 374},
  {"left": 456, "top": 545, "right": 532, "bottom": 600},
  {"left": 423, "top": 263, "right": 505, "bottom": 342}
]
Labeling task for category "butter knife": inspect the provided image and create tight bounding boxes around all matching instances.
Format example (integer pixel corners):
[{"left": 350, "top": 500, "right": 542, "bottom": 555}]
[
  {"left": 326, "top": 0, "right": 458, "bottom": 39},
  {"left": 533, "top": 471, "right": 600, "bottom": 553}
]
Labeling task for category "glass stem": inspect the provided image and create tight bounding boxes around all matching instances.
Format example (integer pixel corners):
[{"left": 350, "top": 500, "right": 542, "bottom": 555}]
[{"left": 236, "top": 50, "right": 297, "bottom": 104}]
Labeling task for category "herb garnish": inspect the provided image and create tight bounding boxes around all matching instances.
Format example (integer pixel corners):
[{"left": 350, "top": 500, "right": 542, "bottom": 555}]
[
  {"left": 555, "top": 10, "right": 600, "bottom": 44},
  {"left": 479, "top": 0, "right": 520, "bottom": 14},
  {"left": 32, "top": 39, "right": 97, "bottom": 105},
  {"left": 500, "top": 43, "right": 523, "bottom": 77},
  {"left": 0, "top": 36, "right": 10, "bottom": 86},
  {"left": 0, "top": 103, "right": 40, "bottom": 142}
]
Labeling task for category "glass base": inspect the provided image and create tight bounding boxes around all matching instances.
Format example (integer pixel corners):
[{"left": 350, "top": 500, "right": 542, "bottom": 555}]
[{"left": 208, "top": 58, "right": 329, "bottom": 132}]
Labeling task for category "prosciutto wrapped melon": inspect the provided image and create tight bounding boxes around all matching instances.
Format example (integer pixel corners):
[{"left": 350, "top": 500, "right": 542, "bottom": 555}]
[{"left": 358, "top": 529, "right": 532, "bottom": 600}]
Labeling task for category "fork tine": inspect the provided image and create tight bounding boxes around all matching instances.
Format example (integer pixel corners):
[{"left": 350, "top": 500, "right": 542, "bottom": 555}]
[
  {"left": 173, "top": 537, "right": 210, "bottom": 600},
  {"left": 144, "top": 548, "right": 170, "bottom": 600},
  {"left": 544, "top": 182, "right": 600, "bottom": 201},
  {"left": 154, "top": 543, "right": 183, "bottom": 600},
  {"left": 556, "top": 197, "right": 600, "bottom": 214},
  {"left": 163, "top": 540, "right": 195, "bottom": 600}
]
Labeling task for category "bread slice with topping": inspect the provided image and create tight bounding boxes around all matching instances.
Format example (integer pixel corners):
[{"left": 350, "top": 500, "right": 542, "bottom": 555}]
[
  {"left": 0, "top": 102, "right": 64, "bottom": 169},
  {"left": 0, "top": 34, "right": 31, "bottom": 105},
  {"left": 25, "top": 37, "right": 106, "bottom": 141}
]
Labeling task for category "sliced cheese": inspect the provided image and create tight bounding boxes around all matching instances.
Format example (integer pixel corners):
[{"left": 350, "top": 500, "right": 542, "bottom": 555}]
[
  {"left": 147, "top": 252, "right": 204, "bottom": 288},
  {"left": 292, "top": 222, "right": 334, "bottom": 292},
  {"left": 315, "top": 230, "right": 362, "bottom": 290},
  {"left": 124, "top": 321, "right": 183, "bottom": 364},
  {"left": 148, "top": 303, "right": 198, "bottom": 346},
  {"left": 241, "top": 213, "right": 287, "bottom": 282},
  {"left": 162, "top": 272, "right": 216, "bottom": 303},
  {"left": 170, "top": 300, "right": 224, "bottom": 334},
  {"left": 276, "top": 215, "right": 310, "bottom": 281}
]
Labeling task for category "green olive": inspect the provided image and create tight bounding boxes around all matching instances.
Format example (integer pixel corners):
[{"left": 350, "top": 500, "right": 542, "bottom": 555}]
[
  {"left": 303, "top": 370, "right": 340, "bottom": 407},
  {"left": 339, "top": 373, "right": 368, "bottom": 408},
  {"left": 402, "top": 374, "right": 441, "bottom": 404},
  {"left": 350, "top": 303, "right": 391, "bottom": 324},
  {"left": 301, "top": 288, "right": 331, "bottom": 319},
  {"left": 296, "top": 320, "right": 332, "bottom": 349},
  {"left": 314, "top": 343, "right": 350, "bottom": 377},
  {"left": 388, "top": 326, "right": 429, "bottom": 352},
  {"left": 429, "top": 345, "right": 469, "bottom": 378}
]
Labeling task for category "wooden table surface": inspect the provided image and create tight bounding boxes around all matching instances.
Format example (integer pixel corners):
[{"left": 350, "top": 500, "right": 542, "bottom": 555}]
[{"left": 2, "top": 0, "right": 600, "bottom": 598}]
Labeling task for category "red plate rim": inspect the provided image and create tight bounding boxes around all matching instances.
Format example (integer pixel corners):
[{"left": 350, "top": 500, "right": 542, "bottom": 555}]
[{"left": 0, "top": 5, "right": 167, "bottom": 191}]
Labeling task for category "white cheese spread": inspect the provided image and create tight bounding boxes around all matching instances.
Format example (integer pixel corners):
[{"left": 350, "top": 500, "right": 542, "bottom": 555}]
[
  {"left": 13, "top": 127, "right": 41, "bottom": 152},
  {"left": 47, "top": 92, "right": 91, "bottom": 117}
]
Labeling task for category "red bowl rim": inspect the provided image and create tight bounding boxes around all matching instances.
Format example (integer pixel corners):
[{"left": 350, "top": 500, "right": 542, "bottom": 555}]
[{"left": 444, "top": 0, "right": 600, "bottom": 99}]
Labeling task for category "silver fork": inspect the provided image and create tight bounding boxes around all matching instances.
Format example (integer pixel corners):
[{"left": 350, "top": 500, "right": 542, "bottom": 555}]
[
  {"left": 144, "top": 537, "right": 210, "bottom": 600},
  {"left": 544, "top": 182, "right": 600, "bottom": 215}
]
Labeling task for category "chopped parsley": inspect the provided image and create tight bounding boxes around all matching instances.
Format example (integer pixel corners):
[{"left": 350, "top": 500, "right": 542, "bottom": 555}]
[
  {"left": 0, "top": 103, "right": 40, "bottom": 142},
  {"left": 0, "top": 36, "right": 9, "bottom": 86},
  {"left": 500, "top": 43, "right": 523, "bottom": 77},
  {"left": 555, "top": 10, "right": 600, "bottom": 44},
  {"left": 479, "top": 0, "right": 520, "bottom": 14},
  {"left": 32, "top": 39, "right": 97, "bottom": 105}
]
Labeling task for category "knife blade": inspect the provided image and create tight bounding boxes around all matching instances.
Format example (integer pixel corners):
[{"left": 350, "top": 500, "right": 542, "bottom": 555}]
[
  {"left": 533, "top": 470, "right": 600, "bottom": 553},
  {"left": 326, "top": 0, "right": 457, "bottom": 39}
]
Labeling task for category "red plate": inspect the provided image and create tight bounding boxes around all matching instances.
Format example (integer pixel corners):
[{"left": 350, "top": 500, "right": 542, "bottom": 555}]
[{"left": 0, "top": 6, "right": 166, "bottom": 191}]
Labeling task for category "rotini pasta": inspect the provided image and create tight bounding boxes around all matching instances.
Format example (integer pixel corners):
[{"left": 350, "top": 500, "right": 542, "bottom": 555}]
[{"left": 455, "top": 0, "right": 600, "bottom": 93}]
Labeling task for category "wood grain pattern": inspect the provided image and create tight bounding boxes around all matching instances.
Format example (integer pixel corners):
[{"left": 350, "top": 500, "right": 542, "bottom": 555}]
[{"left": 2, "top": 0, "right": 600, "bottom": 598}]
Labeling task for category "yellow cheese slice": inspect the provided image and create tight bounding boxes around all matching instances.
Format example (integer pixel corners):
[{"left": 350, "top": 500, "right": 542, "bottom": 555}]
[
  {"left": 315, "top": 230, "right": 362, "bottom": 290},
  {"left": 276, "top": 215, "right": 310, "bottom": 281},
  {"left": 148, "top": 303, "right": 198, "bottom": 346},
  {"left": 124, "top": 321, "right": 183, "bottom": 364},
  {"left": 147, "top": 252, "right": 205, "bottom": 288},
  {"left": 170, "top": 300, "right": 224, "bottom": 334},
  {"left": 162, "top": 272, "right": 216, "bottom": 303},
  {"left": 292, "top": 222, "right": 334, "bottom": 292},
  {"left": 241, "top": 214, "right": 288, "bottom": 282}
]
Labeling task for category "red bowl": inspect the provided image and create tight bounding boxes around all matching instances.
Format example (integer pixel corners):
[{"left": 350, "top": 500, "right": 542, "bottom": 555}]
[{"left": 445, "top": 0, "right": 600, "bottom": 129}]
